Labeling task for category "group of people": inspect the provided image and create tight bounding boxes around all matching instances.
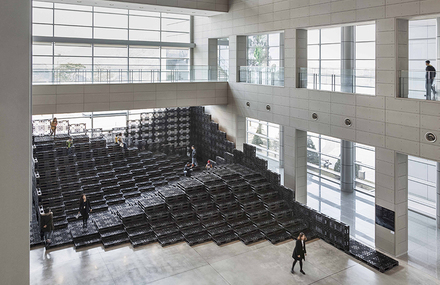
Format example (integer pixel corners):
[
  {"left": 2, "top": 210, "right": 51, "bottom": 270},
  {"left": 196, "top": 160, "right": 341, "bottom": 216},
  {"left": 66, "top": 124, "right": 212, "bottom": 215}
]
[
  {"left": 40, "top": 194, "right": 92, "bottom": 249},
  {"left": 183, "top": 146, "right": 214, "bottom": 177}
]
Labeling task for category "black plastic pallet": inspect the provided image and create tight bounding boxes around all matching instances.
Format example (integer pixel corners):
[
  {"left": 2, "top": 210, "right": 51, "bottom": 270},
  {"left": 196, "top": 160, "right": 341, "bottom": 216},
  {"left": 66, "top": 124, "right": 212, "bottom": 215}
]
[
  {"left": 130, "top": 233, "right": 157, "bottom": 247},
  {"left": 212, "top": 232, "right": 238, "bottom": 246},
  {"left": 239, "top": 231, "right": 265, "bottom": 245},
  {"left": 185, "top": 232, "right": 211, "bottom": 246},
  {"left": 157, "top": 233, "right": 184, "bottom": 246},
  {"left": 265, "top": 230, "right": 291, "bottom": 244}
]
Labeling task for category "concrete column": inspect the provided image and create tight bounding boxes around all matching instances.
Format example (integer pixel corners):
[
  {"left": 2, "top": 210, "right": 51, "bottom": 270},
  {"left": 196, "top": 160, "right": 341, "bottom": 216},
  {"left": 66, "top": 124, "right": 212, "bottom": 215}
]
[
  {"left": 0, "top": 0, "right": 31, "bottom": 284},
  {"left": 296, "top": 29, "right": 307, "bottom": 88},
  {"left": 295, "top": 129, "right": 308, "bottom": 204},
  {"left": 397, "top": 19, "right": 409, "bottom": 98},
  {"left": 208, "top": 38, "right": 218, "bottom": 81},
  {"left": 341, "top": 26, "right": 355, "bottom": 93},
  {"left": 375, "top": 148, "right": 408, "bottom": 256},
  {"left": 236, "top": 36, "right": 247, "bottom": 83},
  {"left": 341, "top": 140, "right": 355, "bottom": 192},
  {"left": 437, "top": 162, "right": 440, "bottom": 228}
]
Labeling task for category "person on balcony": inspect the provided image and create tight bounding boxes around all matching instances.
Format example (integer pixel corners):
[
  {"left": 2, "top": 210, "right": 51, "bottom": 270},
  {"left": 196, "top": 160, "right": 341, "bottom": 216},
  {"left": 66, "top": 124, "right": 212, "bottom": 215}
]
[{"left": 425, "top": 60, "right": 437, "bottom": 100}]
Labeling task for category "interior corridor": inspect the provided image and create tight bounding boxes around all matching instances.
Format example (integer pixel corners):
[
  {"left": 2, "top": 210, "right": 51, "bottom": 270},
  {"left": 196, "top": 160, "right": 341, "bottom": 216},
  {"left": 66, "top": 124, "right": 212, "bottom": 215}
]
[{"left": 307, "top": 174, "right": 440, "bottom": 280}]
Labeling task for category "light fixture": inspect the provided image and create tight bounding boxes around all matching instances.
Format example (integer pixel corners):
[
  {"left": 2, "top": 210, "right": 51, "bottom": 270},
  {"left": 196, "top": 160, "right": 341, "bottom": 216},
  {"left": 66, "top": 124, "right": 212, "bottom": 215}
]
[
  {"left": 312, "top": 113, "right": 318, "bottom": 120},
  {"left": 344, "top": 118, "right": 352, "bottom": 127},
  {"left": 246, "top": 102, "right": 250, "bottom": 107},
  {"left": 425, "top": 132, "right": 437, "bottom": 143},
  {"left": 266, "top": 105, "right": 271, "bottom": 111}
]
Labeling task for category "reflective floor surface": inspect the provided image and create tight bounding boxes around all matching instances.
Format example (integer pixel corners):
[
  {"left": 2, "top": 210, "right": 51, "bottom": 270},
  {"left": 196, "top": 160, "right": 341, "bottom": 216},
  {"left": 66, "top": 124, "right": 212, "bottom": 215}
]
[
  {"left": 307, "top": 173, "right": 440, "bottom": 280},
  {"left": 31, "top": 237, "right": 440, "bottom": 285}
]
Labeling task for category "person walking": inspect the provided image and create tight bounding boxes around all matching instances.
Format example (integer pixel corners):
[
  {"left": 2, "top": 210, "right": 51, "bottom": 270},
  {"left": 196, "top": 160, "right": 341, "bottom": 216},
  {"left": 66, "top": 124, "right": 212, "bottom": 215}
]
[
  {"left": 291, "top": 232, "right": 307, "bottom": 275},
  {"left": 49, "top": 117, "right": 58, "bottom": 136},
  {"left": 191, "top": 145, "right": 198, "bottom": 167},
  {"left": 40, "top": 208, "right": 54, "bottom": 249},
  {"left": 78, "top": 194, "right": 92, "bottom": 228},
  {"left": 117, "top": 133, "right": 128, "bottom": 150},
  {"left": 66, "top": 137, "right": 73, "bottom": 156},
  {"left": 425, "top": 60, "right": 437, "bottom": 100}
]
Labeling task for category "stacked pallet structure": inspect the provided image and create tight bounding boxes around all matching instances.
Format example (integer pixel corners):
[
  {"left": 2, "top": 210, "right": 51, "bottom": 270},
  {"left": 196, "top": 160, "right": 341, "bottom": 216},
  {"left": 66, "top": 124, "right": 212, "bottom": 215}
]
[
  {"left": 31, "top": 127, "right": 309, "bottom": 249},
  {"left": 30, "top": 106, "right": 398, "bottom": 273}
]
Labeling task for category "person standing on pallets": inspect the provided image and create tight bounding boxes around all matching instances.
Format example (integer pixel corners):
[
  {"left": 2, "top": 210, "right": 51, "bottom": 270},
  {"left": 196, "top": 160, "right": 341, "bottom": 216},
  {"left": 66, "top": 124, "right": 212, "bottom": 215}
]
[
  {"left": 78, "top": 194, "right": 92, "bottom": 228},
  {"left": 66, "top": 137, "right": 73, "bottom": 156},
  {"left": 191, "top": 145, "right": 198, "bottom": 167}
]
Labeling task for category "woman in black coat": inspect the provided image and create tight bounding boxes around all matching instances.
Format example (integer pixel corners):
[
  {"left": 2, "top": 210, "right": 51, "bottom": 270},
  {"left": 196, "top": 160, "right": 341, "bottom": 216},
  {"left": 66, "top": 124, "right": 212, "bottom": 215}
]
[
  {"left": 78, "top": 194, "right": 92, "bottom": 228},
  {"left": 291, "top": 232, "right": 307, "bottom": 274}
]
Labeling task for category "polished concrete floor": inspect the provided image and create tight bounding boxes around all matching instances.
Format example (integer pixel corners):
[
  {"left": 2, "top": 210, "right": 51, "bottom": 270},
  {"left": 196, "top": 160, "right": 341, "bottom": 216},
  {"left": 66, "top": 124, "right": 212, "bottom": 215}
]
[
  {"left": 31, "top": 237, "right": 440, "bottom": 285},
  {"left": 307, "top": 173, "right": 440, "bottom": 280}
]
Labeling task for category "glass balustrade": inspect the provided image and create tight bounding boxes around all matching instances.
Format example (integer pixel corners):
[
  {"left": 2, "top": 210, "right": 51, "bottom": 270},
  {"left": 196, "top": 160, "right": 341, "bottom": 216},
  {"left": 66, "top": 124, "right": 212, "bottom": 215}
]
[
  {"left": 32, "top": 65, "right": 228, "bottom": 84},
  {"left": 399, "top": 70, "right": 439, "bottom": 101},
  {"left": 298, "top": 67, "right": 375, "bottom": 95},
  {"left": 239, "top": 66, "right": 284, "bottom": 86}
]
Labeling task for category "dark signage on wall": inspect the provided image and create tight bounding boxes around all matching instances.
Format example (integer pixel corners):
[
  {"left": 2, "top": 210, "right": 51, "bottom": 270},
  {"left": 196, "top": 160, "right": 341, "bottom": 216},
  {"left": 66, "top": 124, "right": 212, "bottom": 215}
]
[{"left": 375, "top": 205, "right": 395, "bottom": 232}]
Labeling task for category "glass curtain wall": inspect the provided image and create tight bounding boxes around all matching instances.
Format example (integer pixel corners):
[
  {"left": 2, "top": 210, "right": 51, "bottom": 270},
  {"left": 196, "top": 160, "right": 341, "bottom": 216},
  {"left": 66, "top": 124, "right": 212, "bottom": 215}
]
[
  {"left": 354, "top": 143, "right": 375, "bottom": 194},
  {"left": 408, "top": 19, "right": 437, "bottom": 100},
  {"left": 218, "top": 38, "right": 229, "bottom": 80},
  {"left": 242, "top": 33, "right": 284, "bottom": 86},
  {"left": 307, "top": 132, "right": 341, "bottom": 182},
  {"left": 33, "top": 109, "right": 155, "bottom": 131},
  {"left": 306, "top": 24, "right": 375, "bottom": 95},
  {"left": 246, "top": 118, "right": 281, "bottom": 173},
  {"left": 307, "top": 133, "right": 376, "bottom": 195},
  {"left": 32, "top": 1, "right": 191, "bottom": 83},
  {"left": 408, "top": 156, "right": 437, "bottom": 217}
]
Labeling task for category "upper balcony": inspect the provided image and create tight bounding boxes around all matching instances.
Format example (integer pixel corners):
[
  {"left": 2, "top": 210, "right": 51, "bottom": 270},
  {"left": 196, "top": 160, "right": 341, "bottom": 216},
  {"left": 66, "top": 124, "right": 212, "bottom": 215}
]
[
  {"left": 399, "top": 70, "right": 439, "bottom": 101},
  {"left": 298, "top": 67, "right": 375, "bottom": 96},
  {"left": 33, "top": 65, "right": 228, "bottom": 85}
]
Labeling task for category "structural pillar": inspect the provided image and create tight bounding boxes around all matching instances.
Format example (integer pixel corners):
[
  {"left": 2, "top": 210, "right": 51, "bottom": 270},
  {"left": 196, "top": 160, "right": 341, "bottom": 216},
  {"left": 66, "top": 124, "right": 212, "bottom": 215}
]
[
  {"left": 208, "top": 38, "right": 218, "bottom": 81},
  {"left": 375, "top": 149, "right": 408, "bottom": 256},
  {"left": 295, "top": 129, "right": 308, "bottom": 204},
  {"left": 341, "top": 26, "right": 355, "bottom": 93},
  {"left": 341, "top": 140, "right": 355, "bottom": 192},
  {"left": 0, "top": 0, "right": 31, "bottom": 284},
  {"left": 437, "top": 162, "right": 440, "bottom": 228}
]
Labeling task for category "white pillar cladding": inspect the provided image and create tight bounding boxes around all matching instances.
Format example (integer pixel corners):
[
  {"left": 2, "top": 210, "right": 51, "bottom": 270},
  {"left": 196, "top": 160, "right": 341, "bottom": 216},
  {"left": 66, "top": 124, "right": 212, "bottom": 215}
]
[
  {"left": 375, "top": 148, "right": 408, "bottom": 256},
  {"left": 437, "top": 162, "right": 440, "bottom": 228},
  {"left": 397, "top": 19, "right": 409, "bottom": 98},
  {"left": 295, "top": 129, "right": 308, "bottom": 204},
  {"left": 0, "top": 0, "right": 31, "bottom": 284},
  {"left": 296, "top": 29, "right": 307, "bottom": 88},
  {"left": 208, "top": 38, "right": 218, "bottom": 81},
  {"left": 340, "top": 140, "right": 355, "bottom": 192},
  {"left": 236, "top": 36, "right": 247, "bottom": 83},
  {"left": 341, "top": 26, "right": 355, "bottom": 93}
]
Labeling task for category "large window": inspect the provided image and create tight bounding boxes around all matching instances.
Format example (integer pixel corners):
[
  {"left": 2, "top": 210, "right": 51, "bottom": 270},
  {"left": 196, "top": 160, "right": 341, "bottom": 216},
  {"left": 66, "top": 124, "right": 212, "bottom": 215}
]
[
  {"left": 246, "top": 118, "right": 280, "bottom": 173},
  {"left": 354, "top": 143, "right": 375, "bottom": 193},
  {"left": 408, "top": 19, "right": 437, "bottom": 100},
  {"left": 32, "top": 1, "right": 191, "bottom": 84},
  {"left": 240, "top": 33, "right": 284, "bottom": 86},
  {"left": 307, "top": 132, "right": 341, "bottom": 182},
  {"left": 305, "top": 24, "right": 375, "bottom": 95},
  {"left": 307, "top": 133, "right": 376, "bottom": 195},
  {"left": 218, "top": 38, "right": 229, "bottom": 81},
  {"left": 408, "top": 156, "right": 437, "bottom": 217}
]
